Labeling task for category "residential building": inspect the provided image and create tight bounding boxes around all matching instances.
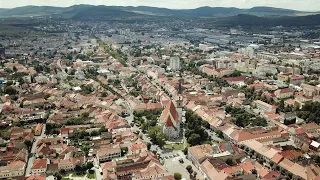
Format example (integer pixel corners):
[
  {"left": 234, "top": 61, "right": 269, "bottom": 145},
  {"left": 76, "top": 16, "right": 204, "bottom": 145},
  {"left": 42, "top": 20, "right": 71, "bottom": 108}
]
[
  {"left": 56, "top": 156, "right": 85, "bottom": 171},
  {"left": 252, "top": 100, "right": 277, "bottom": 113},
  {"left": 0, "top": 161, "right": 25, "bottom": 179},
  {"left": 242, "top": 140, "right": 308, "bottom": 180},
  {"left": 274, "top": 88, "right": 294, "bottom": 99},
  {"left": 290, "top": 75, "right": 305, "bottom": 85},
  {"left": 301, "top": 83, "right": 320, "bottom": 97},
  {"left": 96, "top": 146, "right": 121, "bottom": 163},
  {"left": 215, "top": 59, "right": 236, "bottom": 69},
  {"left": 277, "top": 72, "right": 292, "bottom": 82},
  {"left": 31, "top": 158, "right": 48, "bottom": 175},
  {"left": 188, "top": 143, "right": 244, "bottom": 169},
  {"left": 213, "top": 68, "right": 234, "bottom": 78},
  {"left": 169, "top": 56, "right": 180, "bottom": 71},
  {"left": 26, "top": 174, "right": 46, "bottom": 180},
  {"left": 223, "top": 76, "right": 247, "bottom": 87},
  {"left": 132, "top": 161, "right": 174, "bottom": 180}
]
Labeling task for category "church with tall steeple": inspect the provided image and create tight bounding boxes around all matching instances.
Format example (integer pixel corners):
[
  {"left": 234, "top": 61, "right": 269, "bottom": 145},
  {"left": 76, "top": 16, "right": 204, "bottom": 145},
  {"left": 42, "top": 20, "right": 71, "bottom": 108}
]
[
  {"left": 159, "top": 77, "right": 183, "bottom": 139},
  {"left": 159, "top": 101, "right": 180, "bottom": 139}
]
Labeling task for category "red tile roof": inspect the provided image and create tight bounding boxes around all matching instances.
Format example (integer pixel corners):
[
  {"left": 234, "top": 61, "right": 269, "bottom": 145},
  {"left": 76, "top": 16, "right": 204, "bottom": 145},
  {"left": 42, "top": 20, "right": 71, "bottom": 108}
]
[
  {"left": 160, "top": 101, "right": 179, "bottom": 128},
  {"left": 279, "top": 151, "right": 303, "bottom": 160},
  {"left": 35, "top": 124, "right": 43, "bottom": 135},
  {"left": 296, "top": 127, "right": 305, "bottom": 135},
  {"left": 223, "top": 76, "right": 246, "bottom": 82},
  {"left": 275, "top": 88, "right": 294, "bottom": 94},
  {"left": 26, "top": 175, "right": 46, "bottom": 180},
  {"left": 31, "top": 158, "right": 47, "bottom": 170}
]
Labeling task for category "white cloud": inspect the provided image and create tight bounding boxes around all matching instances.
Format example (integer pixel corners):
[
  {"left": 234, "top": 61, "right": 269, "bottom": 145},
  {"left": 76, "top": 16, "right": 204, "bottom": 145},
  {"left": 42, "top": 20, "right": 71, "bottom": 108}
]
[{"left": 0, "top": 0, "right": 319, "bottom": 11}]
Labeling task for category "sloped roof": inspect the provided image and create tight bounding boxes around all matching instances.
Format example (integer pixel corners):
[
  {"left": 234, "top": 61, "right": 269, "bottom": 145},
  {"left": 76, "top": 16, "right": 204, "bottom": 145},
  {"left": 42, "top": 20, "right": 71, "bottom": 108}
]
[
  {"left": 26, "top": 174, "right": 46, "bottom": 180},
  {"left": 31, "top": 158, "right": 47, "bottom": 170},
  {"left": 160, "top": 101, "right": 179, "bottom": 127}
]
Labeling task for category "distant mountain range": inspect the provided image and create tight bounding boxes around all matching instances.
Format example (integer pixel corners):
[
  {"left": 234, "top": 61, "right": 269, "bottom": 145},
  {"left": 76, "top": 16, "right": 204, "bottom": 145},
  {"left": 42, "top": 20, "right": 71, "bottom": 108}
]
[
  {"left": 0, "top": 5, "right": 319, "bottom": 27},
  {"left": 0, "top": 5, "right": 309, "bottom": 18},
  {"left": 215, "top": 14, "right": 320, "bottom": 27}
]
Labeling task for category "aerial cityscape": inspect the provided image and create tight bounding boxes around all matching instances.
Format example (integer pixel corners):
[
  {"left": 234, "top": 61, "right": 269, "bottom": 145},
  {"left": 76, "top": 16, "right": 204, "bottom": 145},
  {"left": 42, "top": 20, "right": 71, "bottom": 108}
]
[{"left": 0, "top": 1, "right": 320, "bottom": 180}]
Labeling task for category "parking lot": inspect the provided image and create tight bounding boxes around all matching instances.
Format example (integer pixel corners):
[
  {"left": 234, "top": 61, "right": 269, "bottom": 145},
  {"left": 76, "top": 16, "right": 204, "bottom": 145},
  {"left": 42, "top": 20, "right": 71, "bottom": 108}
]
[{"left": 162, "top": 151, "right": 201, "bottom": 180}]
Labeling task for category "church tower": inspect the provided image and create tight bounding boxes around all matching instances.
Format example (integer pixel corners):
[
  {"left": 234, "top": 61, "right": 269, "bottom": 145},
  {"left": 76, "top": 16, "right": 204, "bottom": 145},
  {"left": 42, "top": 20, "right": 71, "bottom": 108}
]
[{"left": 176, "top": 78, "right": 183, "bottom": 108}]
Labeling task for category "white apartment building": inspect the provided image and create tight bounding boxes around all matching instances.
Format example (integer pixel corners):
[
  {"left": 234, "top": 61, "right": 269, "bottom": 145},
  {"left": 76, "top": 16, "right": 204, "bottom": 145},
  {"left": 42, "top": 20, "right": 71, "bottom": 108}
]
[
  {"left": 169, "top": 56, "right": 180, "bottom": 71},
  {"left": 252, "top": 100, "right": 277, "bottom": 113},
  {"left": 0, "top": 161, "right": 25, "bottom": 179}
]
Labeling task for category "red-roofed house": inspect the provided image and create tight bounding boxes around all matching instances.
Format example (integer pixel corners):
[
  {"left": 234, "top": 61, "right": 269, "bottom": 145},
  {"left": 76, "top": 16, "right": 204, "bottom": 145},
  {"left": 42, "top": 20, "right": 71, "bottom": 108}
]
[
  {"left": 274, "top": 88, "right": 294, "bottom": 99},
  {"left": 278, "top": 72, "right": 292, "bottom": 82},
  {"left": 26, "top": 174, "right": 46, "bottom": 180},
  {"left": 129, "top": 143, "right": 147, "bottom": 154},
  {"left": 159, "top": 101, "right": 180, "bottom": 139},
  {"left": 213, "top": 68, "right": 234, "bottom": 77},
  {"left": 31, "top": 158, "right": 48, "bottom": 175},
  {"left": 223, "top": 76, "right": 247, "bottom": 86},
  {"left": 290, "top": 75, "right": 305, "bottom": 85}
]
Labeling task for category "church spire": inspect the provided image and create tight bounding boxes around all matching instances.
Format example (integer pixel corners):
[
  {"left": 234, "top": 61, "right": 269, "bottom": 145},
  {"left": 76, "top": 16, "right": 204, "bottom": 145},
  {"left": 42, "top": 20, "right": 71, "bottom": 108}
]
[{"left": 178, "top": 78, "right": 182, "bottom": 95}]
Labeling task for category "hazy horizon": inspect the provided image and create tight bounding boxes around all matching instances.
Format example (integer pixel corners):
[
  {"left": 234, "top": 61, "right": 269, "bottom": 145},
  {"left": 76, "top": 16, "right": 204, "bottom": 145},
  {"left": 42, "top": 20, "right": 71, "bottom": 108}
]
[{"left": 0, "top": 0, "right": 320, "bottom": 11}]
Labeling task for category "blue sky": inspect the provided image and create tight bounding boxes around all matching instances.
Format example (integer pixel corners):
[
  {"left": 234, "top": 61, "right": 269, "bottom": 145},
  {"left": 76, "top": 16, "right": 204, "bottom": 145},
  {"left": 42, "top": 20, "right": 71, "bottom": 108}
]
[{"left": 1, "top": 0, "right": 319, "bottom": 11}]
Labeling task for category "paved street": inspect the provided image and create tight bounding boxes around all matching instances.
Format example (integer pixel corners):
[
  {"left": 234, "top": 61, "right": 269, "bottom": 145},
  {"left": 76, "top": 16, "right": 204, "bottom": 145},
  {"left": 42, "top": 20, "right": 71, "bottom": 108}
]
[
  {"left": 93, "top": 157, "right": 102, "bottom": 180},
  {"left": 25, "top": 124, "right": 46, "bottom": 177}
]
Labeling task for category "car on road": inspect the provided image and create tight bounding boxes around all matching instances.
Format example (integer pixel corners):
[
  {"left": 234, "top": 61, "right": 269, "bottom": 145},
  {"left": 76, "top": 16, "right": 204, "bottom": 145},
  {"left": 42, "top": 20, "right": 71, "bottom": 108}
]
[{"left": 179, "top": 158, "right": 184, "bottom": 163}]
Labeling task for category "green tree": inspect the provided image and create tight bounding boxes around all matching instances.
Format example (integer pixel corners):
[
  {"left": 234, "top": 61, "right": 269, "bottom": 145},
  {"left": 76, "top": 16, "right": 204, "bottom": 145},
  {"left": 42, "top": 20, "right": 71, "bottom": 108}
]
[
  {"left": 54, "top": 172, "right": 62, "bottom": 180},
  {"left": 24, "top": 140, "right": 33, "bottom": 150},
  {"left": 183, "top": 147, "right": 188, "bottom": 155},
  {"left": 226, "top": 158, "right": 235, "bottom": 166},
  {"left": 75, "top": 164, "right": 83, "bottom": 174},
  {"left": 90, "top": 130, "right": 99, "bottom": 137},
  {"left": 147, "top": 143, "right": 152, "bottom": 150},
  {"left": 156, "top": 133, "right": 167, "bottom": 148},
  {"left": 6, "top": 81, "right": 13, "bottom": 86},
  {"left": 174, "top": 172, "right": 182, "bottom": 180},
  {"left": 5, "top": 86, "right": 17, "bottom": 95},
  {"left": 67, "top": 54, "right": 73, "bottom": 60},
  {"left": 186, "top": 165, "right": 192, "bottom": 173},
  {"left": 59, "top": 169, "right": 66, "bottom": 175},
  {"left": 121, "top": 147, "right": 128, "bottom": 155},
  {"left": 13, "top": 66, "right": 17, "bottom": 72},
  {"left": 147, "top": 126, "right": 167, "bottom": 148},
  {"left": 101, "top": 92, "right": 108, "bottom": 97},
  {"left": 214, "top": 129, "right": 224, "bottom": 138},
  {"left": 99, "top": 126, "right": 107, "bottom": 133},
  {"left": 81, "top": 112, "right": 90, "bottom": 118},
  {"left": 193, "top": 172, "right": 197, "bottom": 178},
  {"left": 86, "top": 162, "right": 94, "bottom": 170},
  {"left": 187, "top": 133, "right": 201, "bottom": 146}
]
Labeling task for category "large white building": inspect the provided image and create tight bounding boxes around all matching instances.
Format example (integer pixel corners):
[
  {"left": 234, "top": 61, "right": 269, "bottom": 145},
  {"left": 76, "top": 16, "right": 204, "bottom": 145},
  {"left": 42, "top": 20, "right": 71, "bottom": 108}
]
[
  {"left": 0, "top": 161, "right": 25, "bottom": 179},
  {"left": 252, "top": 100, "right": 277, "bottom": 113},
  {"left": 169, "top": 56, "right": 181, "bottom": 71}
]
